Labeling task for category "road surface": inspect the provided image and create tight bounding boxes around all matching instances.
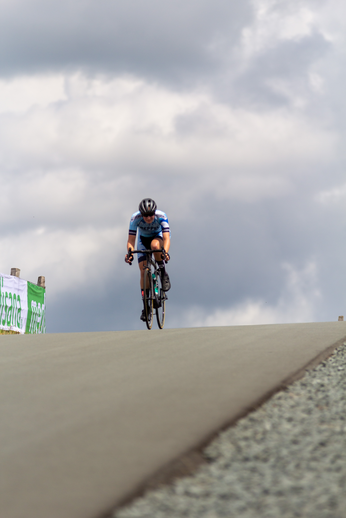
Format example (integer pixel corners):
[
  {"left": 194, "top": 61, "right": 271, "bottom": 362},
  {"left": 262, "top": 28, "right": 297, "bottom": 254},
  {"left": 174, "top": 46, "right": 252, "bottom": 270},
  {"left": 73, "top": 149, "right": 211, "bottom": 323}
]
[{"left": 1, "top": 322, "right": 346, "bottom": 518}]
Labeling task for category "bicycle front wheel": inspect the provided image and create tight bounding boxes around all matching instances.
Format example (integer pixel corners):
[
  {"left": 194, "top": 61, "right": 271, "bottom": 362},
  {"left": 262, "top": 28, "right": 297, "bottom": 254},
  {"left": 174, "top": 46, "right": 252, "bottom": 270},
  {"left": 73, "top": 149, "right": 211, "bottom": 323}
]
[
  {"left": 155, "top": 270, "right": 166, "bottom": 329},
  {"left": 143, "top": 267, "right": 154, "bottom": 330}
]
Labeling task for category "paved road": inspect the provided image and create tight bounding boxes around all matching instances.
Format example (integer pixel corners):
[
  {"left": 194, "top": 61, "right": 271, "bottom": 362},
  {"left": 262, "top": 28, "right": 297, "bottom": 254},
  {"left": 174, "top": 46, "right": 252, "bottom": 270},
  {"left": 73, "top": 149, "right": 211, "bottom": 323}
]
[{"left": 1, "top": 322, "right": 346, "bottom": 518}]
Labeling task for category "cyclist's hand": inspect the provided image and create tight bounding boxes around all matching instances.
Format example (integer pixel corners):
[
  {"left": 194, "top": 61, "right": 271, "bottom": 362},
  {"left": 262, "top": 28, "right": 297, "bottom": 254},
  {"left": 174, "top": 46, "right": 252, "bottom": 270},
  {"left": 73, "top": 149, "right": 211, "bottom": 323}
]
[
  {"left": 125, "top": 251, "right": 134, "bottom": 265},
  {"left": 162, "top": 250, "right": 170, "bottom": 262}
]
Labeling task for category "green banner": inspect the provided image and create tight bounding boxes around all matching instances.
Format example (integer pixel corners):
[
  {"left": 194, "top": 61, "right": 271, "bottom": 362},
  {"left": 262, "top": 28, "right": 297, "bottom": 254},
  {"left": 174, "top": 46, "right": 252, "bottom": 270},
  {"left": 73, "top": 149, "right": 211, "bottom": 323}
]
[{"left": 25, "top": 282, "right": 46, "bottom": 334}]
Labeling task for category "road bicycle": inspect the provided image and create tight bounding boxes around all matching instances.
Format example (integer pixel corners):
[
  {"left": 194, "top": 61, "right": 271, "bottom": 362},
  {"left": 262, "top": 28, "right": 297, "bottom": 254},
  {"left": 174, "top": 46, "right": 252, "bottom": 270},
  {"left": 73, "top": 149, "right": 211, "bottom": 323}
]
[{"left": 127, "top": 248, "right": 168, "bottom": 330}]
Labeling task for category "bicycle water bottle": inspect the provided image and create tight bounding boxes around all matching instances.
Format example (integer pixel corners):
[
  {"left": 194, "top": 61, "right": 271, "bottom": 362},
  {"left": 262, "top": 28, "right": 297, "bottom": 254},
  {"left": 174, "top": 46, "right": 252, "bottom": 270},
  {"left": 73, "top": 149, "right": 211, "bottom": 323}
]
[{"left": 152, "top": 273, "right": 159, "bottom": 295}]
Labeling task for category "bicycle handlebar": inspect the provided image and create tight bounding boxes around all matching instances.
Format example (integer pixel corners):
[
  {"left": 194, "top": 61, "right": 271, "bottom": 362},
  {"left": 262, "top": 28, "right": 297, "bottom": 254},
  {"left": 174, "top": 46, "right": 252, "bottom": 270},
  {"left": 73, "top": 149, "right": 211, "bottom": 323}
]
[
  {"left": 125, "top": 248, "right": 169, "bottom": 265},
  {"left": 129, "top": 248, "right": 165, "bottom": 255}
]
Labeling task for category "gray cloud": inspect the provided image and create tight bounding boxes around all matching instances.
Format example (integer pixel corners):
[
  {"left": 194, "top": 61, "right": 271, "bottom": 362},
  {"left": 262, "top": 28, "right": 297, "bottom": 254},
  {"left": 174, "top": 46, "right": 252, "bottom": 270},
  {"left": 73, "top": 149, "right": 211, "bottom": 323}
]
[
  {"left": 1, "top": 0, "right": 345, "bottom": 332},
  {"left": 0, "top": 0, "right": 253, "bottom": 86},
  {"left": 229, "top": 32, "right": 332, "bottom": 108},
  {"left": 46, "top": 183, "right": 344, "bottom": 332}
]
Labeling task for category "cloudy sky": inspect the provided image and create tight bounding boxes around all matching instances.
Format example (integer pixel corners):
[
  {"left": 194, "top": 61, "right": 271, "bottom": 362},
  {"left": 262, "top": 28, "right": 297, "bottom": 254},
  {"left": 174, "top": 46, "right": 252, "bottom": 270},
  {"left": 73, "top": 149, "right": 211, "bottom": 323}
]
[{"left": 1, "top": 0, "right": 345, "bottom": 332}]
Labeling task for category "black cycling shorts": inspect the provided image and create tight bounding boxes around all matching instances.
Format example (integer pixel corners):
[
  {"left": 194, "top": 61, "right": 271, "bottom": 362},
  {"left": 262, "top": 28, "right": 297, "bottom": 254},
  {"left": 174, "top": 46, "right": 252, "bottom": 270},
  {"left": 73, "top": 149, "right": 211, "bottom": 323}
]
[{"left": 138, "top": 234, "right": 162, "bottom": 263}]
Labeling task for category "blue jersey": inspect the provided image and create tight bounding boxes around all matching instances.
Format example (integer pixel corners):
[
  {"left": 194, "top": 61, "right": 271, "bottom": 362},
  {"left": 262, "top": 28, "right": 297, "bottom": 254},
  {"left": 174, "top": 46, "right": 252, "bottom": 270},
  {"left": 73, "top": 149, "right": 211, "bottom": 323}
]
[{"left": 129, "top": 210, "right": 170, "bottom": 239}]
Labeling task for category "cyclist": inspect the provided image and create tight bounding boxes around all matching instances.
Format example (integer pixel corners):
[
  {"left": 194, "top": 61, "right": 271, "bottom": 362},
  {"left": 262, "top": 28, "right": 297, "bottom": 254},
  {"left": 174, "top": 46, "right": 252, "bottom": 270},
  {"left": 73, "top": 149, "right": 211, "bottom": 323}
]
[{"left": 125, "top": 198, "right": 171, "bottom": 322}]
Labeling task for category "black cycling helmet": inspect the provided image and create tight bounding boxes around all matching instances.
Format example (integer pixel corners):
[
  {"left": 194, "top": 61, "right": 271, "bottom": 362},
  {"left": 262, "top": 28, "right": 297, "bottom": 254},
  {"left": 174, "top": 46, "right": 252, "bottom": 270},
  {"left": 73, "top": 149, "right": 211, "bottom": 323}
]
[{"left": 138, "top": 198, "right": 157, "bottom": 216}]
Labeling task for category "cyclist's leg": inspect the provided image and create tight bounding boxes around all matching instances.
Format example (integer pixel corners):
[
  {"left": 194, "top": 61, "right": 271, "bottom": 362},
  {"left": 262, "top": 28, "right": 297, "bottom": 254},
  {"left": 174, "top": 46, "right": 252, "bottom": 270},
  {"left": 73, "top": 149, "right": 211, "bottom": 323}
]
[
  {"left": 137, "top": 234, "right": 152, "bottom": 288},
  {"left": 150, "top": 236, "right": 164, "bottom": 263},
  {"left": 137, "top": 236, "right": 150, "bottom": 320},
  {"left": 138, "top": 234, "right": 162, "bottom": 283},
  {"left": 150, "top": 237, "right": 171, "bottom": 291},
  {"left": 138, "top": 258, "right": 147, "bottom": 288},
  {"left": 139, "top": 258, "right": 152, "bottom": 321}
]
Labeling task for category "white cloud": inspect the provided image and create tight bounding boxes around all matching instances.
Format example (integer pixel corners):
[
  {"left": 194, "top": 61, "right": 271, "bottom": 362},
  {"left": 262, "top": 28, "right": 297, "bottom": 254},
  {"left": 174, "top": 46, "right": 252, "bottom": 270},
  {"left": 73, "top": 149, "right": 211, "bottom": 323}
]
[
  {"left": 176, "top": 261, "right": 321, "bottom": 328},
  {"left": 0, "top": 225, "right": 124, "bottom": 297},
  {"left": 0, "top": 75, "right": 66, "bottom": 113},
  {"left": 312, "top": 0, "right": 346, "bottom": 44},
  {"left": 239, "top": 0, "right": 317, "bottom": 60},
  {"left": 0, "top": 72, "right": 337, "bottom": 205},
  {"left": 316, "top": 183, "right": 346, "bottom": 205},
  {"left": 245, "top": 0, "right": 346, "bottom": 53}
]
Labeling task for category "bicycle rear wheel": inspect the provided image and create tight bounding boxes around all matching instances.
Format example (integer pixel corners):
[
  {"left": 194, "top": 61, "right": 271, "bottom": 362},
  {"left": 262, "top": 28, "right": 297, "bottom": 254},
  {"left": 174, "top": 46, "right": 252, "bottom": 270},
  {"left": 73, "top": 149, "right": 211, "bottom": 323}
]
[
  {"left": 155, "top": 269, "right": 166, "bottom": 329},
  {"left": 143, "top": 267, "right": 154, "bottom": 330}
]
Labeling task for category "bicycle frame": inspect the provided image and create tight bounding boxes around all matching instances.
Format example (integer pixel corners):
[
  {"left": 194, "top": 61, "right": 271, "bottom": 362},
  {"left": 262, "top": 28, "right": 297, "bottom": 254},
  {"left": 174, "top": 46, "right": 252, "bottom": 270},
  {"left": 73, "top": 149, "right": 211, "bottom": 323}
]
[{"left": 127, "top": 248, "right": 167, "bottom": 329}]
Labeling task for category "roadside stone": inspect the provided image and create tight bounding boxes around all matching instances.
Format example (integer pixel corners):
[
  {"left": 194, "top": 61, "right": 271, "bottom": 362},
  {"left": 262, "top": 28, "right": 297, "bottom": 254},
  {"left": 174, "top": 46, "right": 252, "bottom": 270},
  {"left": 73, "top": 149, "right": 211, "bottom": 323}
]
[{"left": 114, "top": 343, "right": 346, "bottom": 518}]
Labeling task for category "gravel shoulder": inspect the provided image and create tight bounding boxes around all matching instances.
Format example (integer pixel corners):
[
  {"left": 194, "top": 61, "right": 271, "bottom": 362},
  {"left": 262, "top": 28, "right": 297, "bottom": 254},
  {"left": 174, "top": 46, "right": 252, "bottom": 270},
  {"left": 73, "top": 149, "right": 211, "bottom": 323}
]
[{"left": 114, "top": 342, "right": 346, "bottom": 518}]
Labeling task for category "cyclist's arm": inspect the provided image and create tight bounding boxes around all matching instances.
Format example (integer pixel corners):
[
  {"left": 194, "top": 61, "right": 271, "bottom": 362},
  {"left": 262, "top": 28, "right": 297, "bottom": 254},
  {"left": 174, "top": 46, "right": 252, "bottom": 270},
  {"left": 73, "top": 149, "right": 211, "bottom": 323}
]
[
  {"left": 158, "top": 211, "right": 170, "bottom": 257},
  {"left": 162, "top": 233, "right": 170, "bottom": 255},
  {"left": 127, "top": 234, "right": 136, "bottom": 253}
]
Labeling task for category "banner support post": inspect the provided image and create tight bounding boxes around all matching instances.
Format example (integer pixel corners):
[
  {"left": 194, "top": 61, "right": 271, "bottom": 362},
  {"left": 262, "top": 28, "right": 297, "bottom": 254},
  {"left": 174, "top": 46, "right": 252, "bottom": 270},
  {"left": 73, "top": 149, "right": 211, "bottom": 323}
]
[{"left": 37, "top": 276, "right": 46, "bottom": 288}]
